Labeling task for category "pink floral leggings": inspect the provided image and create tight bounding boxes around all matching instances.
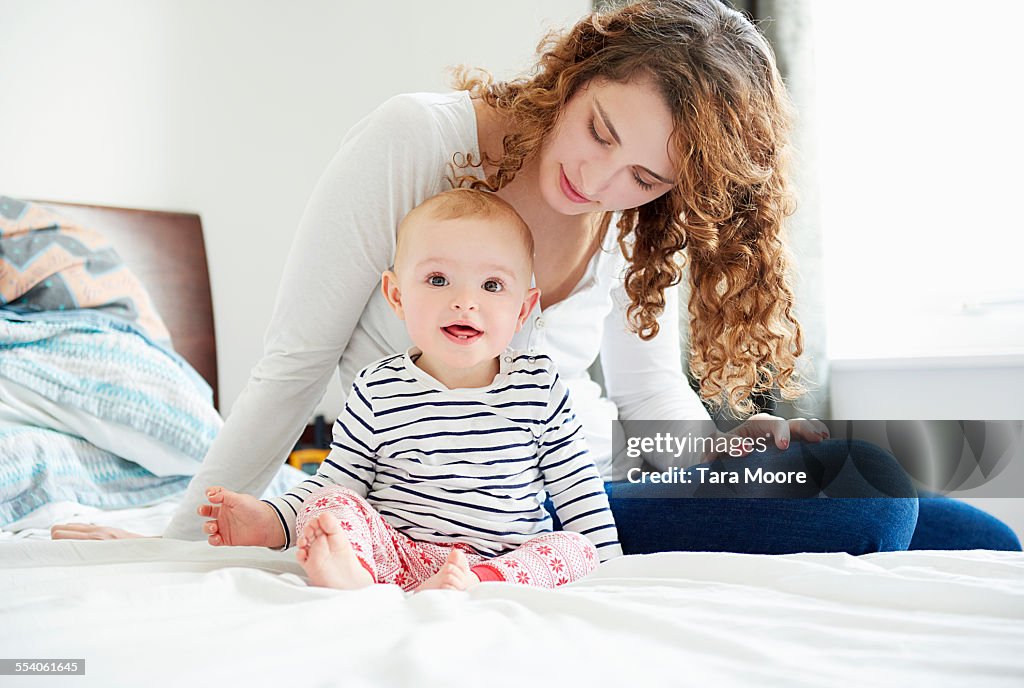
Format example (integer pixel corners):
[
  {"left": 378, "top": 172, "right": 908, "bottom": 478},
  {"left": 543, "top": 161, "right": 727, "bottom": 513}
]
[{"left": 296, "top": 486, "right": 598, "bottom": 591}]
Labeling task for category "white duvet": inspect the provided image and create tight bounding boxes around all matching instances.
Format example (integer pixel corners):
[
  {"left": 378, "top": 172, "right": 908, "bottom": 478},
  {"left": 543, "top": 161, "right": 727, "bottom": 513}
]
[{"left": 2, "top": 530, "right": 1023, "bottom": 688}]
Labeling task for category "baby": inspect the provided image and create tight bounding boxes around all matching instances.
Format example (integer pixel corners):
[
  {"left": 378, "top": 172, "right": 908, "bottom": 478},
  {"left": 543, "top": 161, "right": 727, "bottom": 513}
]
[{"left": 199, "top": 188, "right": 621, "bottom": 591}]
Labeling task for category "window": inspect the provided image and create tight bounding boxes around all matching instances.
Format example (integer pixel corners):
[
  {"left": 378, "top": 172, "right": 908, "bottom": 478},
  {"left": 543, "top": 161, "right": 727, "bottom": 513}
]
[{"left": 813, "top": 1, "right": 1024, "bottom": 360}]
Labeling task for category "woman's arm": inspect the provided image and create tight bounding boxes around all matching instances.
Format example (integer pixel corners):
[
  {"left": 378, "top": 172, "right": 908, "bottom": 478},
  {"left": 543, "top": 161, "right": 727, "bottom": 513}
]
[
  {"left": 163, "top": 95, "right": 451, "bottom": 540},
  {"left": 599, "top": 282, "right": 714, "bottom": 472},
  {"left": 600, "top": 282, "right": 712, "bottom": 420},
  {"left": 601, "top": 281, "right": 827, "bottom": 471}
]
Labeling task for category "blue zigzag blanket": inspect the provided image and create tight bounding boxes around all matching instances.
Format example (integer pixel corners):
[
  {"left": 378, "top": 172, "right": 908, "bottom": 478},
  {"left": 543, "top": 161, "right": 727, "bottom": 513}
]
[
  {"left": 0, "top": 195, "right": 306, "bottom": 526},
  {"left": 0, "top": 310, "right": 305, "bottom": 526},
  {"left": 0, "top": 310, "right": 224, "bottom": 524}
]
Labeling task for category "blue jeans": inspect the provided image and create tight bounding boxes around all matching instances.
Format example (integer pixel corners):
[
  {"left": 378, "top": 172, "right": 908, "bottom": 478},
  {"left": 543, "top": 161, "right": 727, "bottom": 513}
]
[{"left": 547, "top": 439, "right": 1022, "bottom": 555}]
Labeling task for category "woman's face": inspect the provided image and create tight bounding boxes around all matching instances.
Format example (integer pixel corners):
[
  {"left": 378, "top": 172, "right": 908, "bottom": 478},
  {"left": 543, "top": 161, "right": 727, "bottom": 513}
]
[{"left": 537, "top": 76, "right": 678, "bottom": 216}]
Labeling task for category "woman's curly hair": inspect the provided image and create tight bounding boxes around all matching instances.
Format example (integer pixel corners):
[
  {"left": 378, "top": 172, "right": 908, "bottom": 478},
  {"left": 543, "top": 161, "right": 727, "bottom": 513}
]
[{"left": 452, "top": 0, "right": 804, "bottom": 416}]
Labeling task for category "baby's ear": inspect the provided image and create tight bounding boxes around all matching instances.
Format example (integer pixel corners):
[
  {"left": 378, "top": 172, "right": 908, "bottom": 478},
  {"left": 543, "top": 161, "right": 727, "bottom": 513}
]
[
  {"left": 516, "top": 287, "right": 542, "bottom": 331},
  {"left": 381, "top": 270, "right": 405, "bottom": 320}
]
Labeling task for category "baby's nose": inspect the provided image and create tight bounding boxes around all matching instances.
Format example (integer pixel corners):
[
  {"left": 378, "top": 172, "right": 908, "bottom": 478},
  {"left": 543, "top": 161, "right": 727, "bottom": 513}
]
[{"left": 450, "top": 292, "right": 478, "bottom": 310}]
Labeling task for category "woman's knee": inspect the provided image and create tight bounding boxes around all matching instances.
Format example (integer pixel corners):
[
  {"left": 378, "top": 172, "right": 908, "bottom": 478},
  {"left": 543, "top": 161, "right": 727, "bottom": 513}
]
[
  {"left": 812, "top": 439, "right": 917, "bottom": 499},
  {"left": 795, "top": 440, "right": 920, "bottom": 552},
  {"left": 839, "top": 496, "right": 919, "bottom": 553}
]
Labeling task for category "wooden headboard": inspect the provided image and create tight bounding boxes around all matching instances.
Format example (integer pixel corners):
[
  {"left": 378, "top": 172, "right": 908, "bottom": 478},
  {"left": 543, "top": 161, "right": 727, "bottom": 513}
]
[{"left": 35, "top": 201, "right": 219, "bottom": 408}]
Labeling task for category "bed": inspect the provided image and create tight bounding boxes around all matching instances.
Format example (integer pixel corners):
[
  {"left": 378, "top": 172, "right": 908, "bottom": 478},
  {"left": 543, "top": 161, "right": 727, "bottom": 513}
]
[{"left": 1, "top": 201, "right": 1023, "bottom": 687}]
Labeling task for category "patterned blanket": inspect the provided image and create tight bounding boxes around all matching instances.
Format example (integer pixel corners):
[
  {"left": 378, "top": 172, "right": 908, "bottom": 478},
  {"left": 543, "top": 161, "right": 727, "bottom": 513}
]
[
  {"left": 0, "top": 195, "right": 170, "bottom": 343},
  {"left": 0, "top": 311, "right": 224, "bottom": 525},
  {"left": 0, "top": 196, "right": 305, "bottom": 527}
]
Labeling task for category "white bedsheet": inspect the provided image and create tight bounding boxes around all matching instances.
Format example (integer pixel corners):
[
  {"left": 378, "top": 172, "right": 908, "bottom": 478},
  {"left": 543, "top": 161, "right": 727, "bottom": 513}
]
[{"left": 2, "top": 533, "right": 1023, "bottom": 687}]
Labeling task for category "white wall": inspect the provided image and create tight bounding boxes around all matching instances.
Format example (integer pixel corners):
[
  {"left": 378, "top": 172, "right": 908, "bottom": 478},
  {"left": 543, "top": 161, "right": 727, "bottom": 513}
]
[{"left": 0, "top": 0, "right": 589, "bottom": 418}]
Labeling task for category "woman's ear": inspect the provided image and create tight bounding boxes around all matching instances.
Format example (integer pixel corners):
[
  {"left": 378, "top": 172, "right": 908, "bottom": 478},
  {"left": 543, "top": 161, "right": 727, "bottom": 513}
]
[
  {"left": 381, "top": 270, "right": 405, "bottom": 320},
  {"left": 515, "top": 287, "right": 542, "bottom": 331}
]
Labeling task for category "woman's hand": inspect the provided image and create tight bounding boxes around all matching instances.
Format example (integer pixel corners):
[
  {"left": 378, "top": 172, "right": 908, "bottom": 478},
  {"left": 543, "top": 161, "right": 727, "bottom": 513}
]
[
  {"left": 197, "top": 486, "right": 285, "bottom": 548},
  {"left": 50, "top": 524, "right": 149, "bottom": 540},
  {"left": 722, "top": 413, "right": 830, "bottom": 455}
]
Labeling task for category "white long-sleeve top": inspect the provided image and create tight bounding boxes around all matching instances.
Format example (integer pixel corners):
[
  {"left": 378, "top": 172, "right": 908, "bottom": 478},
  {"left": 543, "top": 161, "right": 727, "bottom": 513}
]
[
  {"left": 264, "top": 349, "right": 622, "bottom": 562},
  {"left": 166, "top": 91, "right": 711, "bottom": 540}
]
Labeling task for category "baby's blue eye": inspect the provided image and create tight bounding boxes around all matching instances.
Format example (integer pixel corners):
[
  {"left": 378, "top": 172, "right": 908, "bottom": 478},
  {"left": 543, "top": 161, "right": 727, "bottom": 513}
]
[
  {"left": 483, "top": 279, "right": 503, "bottom": 293},
  {"left": 428, "top": 275, "right": 448, "bottom": 287}
]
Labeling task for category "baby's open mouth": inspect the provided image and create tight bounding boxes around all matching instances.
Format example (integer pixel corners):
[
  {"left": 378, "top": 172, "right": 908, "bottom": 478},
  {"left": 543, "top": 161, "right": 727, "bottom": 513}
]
[{"left": 441, "top": 324, "right": 483, "bottom": 341}]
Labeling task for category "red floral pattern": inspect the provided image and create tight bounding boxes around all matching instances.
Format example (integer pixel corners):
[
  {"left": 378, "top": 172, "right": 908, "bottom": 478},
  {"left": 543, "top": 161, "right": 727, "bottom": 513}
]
[
  {"left": 296, "top": 486, "right": 599, "bottom": 591},
  {"left": 481, "top": 532, "right": 598, "bottom": 588}
]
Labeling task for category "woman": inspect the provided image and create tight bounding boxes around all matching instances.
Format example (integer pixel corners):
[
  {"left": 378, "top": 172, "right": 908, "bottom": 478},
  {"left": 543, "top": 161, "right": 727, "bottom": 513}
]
[{"left": 54, "top": 0, "right": 1019, "bottom": 552}]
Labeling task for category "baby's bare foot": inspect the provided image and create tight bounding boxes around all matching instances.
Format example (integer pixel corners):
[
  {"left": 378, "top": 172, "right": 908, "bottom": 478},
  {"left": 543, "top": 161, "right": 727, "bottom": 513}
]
[
  {"left": 296, "top": 512, "right": 373, "bottom": 590},
  {"left": 415, "top": 548, "right": 480, "bottom": 593}
]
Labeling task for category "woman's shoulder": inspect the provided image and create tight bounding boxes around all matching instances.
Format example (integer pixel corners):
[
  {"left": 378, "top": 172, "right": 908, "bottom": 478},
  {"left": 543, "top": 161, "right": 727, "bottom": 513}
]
[
  {"left": 362, "top": 91, "right": 475, "bottom": 139},
  {"left": 335, "top": 90, "right": 479, "bottom": 183}
]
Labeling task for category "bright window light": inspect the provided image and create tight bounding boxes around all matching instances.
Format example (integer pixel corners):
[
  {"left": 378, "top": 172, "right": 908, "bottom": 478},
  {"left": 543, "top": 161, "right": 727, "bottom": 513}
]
[{"left": 813, "top": 0, "right": 1024, "bottom": 360}]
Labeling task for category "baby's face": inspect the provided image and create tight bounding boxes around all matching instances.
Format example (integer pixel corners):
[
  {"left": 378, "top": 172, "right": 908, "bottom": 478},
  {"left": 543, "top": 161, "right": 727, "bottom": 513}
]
[{"left": 386, "top": 214, "right": 538, "bottom": 374}]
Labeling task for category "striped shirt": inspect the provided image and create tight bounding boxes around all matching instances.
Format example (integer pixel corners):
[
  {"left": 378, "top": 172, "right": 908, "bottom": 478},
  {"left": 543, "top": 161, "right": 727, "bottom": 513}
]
[{"left": 265, "top": 349, "right": 622, "bottom": 562}]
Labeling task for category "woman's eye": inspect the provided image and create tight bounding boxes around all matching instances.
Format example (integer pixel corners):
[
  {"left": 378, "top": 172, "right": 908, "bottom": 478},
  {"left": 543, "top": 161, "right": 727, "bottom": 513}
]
[
  {"left": 633, "top": 172, "right": 654, "bottom": 191},
  {"left": 482, "top": 279, "right": 503, "bottom": 293},
  {"left": 588, "top": 119, "right": 611, "bottom": 147},
  {"left": 428, "top": 275, "right": 448, "bottom": 287}
]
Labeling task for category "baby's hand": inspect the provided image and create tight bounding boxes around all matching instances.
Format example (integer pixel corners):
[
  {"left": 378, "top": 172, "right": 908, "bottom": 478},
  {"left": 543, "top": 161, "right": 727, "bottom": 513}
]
[{"left": 197, "top": 487, "right": 284, "bottom": 548}]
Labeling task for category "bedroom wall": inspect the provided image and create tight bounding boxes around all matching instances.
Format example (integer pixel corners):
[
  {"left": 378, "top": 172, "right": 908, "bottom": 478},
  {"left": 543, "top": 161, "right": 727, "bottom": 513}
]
[{"left": 0, "top": 0, "right": 589, "bottom": 418}]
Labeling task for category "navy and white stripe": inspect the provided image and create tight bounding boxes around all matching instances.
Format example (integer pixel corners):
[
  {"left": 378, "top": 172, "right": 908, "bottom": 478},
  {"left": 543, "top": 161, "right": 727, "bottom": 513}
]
[{"left": 265, "top": 349, "right": 622, "bottom": 561}]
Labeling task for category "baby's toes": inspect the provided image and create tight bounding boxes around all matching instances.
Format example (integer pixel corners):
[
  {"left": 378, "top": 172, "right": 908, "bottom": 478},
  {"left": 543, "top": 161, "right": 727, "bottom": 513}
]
[
  {"left": 300, "top": 523, "right": 319, "bottom": 545},
  {"left": 440, "top": 568, "right": 465, "bottom": 589},
  {"left": 315, "top": 512, "right": 342, "bottom": 533},
  {"left": 306, "top": 531, "right": 329, "bottom": 563}
]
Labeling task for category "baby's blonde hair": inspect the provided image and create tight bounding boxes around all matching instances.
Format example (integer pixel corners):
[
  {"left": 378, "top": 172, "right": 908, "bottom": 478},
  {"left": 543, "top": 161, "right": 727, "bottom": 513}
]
[{"left": 397, "top": 188, "right": 534, "bottom": 270}]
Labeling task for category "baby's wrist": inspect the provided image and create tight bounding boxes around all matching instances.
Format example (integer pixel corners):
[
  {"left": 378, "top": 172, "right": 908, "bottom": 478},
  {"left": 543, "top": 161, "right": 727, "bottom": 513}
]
[{"left": 260, "top": 500, "right": 288, "bottom": 549}]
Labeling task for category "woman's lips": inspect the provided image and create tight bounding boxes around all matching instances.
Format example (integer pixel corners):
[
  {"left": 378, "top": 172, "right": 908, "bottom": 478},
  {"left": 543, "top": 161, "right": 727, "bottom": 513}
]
[{"left": 559, "top": 167, "right": 592, "bottom": 204}]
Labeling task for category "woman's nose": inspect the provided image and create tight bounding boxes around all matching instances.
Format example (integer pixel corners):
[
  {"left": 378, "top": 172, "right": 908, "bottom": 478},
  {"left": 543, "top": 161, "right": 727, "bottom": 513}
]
[{"left": 579, "top": 162, "right": 613, "bottom": 198}]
